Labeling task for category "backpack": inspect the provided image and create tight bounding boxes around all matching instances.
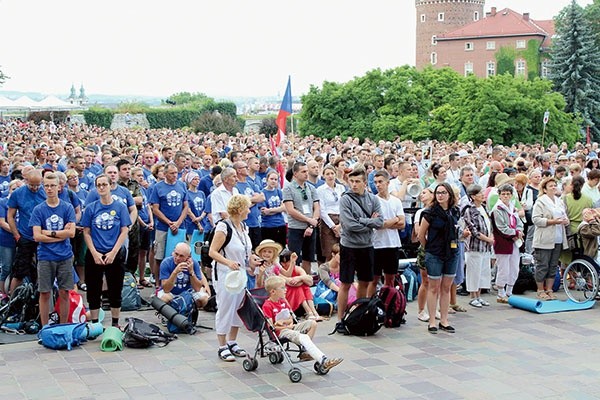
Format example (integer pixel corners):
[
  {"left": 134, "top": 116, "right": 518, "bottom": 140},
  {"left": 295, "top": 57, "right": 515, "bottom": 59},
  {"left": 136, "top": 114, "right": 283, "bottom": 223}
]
[
  {"left": 53, "top": 290, "right": 87, "bottom": 323},
  {"left": 167, "top": 290, "right": 198, "bottom": 334},
  {"left": 513, "top": 265, "right": 537, "bottom": 295},
  {"left": 122, "top": 317, "right": 176, "bottom": 348},
  {"left": 200, "top": 220, "right": 233, "bottom": 269},
  {"left": 401, "top": 267, "right": 419, "bottom": 302},
  {"left": 121, "top": 272, "right": 141, "bottom": 311},
  {"left": 0, "top": 282, "right": 40, "bottom": 329},
  {"left": 38, "top": 322, "right": 88, "bottom": 350},
  {"left": 377, "top": 285, "right": 407, "bottom": 328},
  {"left": 341, "top": 296, "right": 385, "bottom": 336}
]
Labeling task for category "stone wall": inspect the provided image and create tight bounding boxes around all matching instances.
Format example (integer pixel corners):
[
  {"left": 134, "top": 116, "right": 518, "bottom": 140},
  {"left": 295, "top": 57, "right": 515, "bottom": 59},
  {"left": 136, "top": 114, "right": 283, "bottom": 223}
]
[{"left": 110, "top": 113, "right": 150, "bottom": 130}]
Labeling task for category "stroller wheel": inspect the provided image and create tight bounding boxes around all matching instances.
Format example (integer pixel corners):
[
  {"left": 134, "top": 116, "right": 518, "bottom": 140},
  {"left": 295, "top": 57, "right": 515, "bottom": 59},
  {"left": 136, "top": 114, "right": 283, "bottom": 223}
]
[
  {"left": 243, "top": 358, "right": 258, "bottom": 372},
  {"left": 288, "top": 367, "right": 302, "bottom": 383},
  {"left": 268, "top": 352, "right": 279, "bottom": 364},
  {"left": 277, "top": 352, "right": 285, "bottom": 364}
]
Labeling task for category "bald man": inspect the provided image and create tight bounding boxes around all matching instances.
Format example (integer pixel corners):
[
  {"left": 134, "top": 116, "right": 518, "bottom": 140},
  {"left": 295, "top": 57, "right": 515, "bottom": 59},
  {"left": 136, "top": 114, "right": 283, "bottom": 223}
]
[
  {"left": 158, "top": 242, "right": 210, "bottom": 308},
  {"left": 7, "top": 169, "right": 47, "bottom": 293}
]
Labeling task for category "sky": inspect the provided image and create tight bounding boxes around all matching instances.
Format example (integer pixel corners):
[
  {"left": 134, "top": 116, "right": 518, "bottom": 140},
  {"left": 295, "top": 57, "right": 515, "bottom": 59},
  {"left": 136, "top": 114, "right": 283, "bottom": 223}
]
[{"left": 0, "top": 0, "right": 593, "bottom": 99}]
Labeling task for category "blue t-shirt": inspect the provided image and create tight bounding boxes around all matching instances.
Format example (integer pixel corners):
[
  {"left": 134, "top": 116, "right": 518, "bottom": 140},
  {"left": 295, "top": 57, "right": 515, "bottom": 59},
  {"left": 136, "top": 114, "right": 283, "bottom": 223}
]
[
  {"left": 236, "top": 179, "right": 261, "bottom": 228},
  {"left": 143, "top": 168, "right": 157, "bottom": 186},
  {"left": 80, "top": 200, "right": 132, "bottom": 254},
  {"left": 138, "top": 186, "right": 150, "bottom": 224},
  {"left": 201, "top": 195, "right": 213, "bottom": 232},
  {"left": 0, "top": 175, "right": 10, "bottom": 198},
  {"left": 261, "top": 188, "right": 286, "bottom": 228},
  {"left": 7, "top": 186, "right": 47, "bottom": 241},
  {"left": 79, "top": 174, "right": 95, "bottom": 192},
  {"left": 0, "top": 198, "right": 16, "bottom": 248},
  {"left": 85, "top": 185, "right": 134, "bottom": 209},
  {"left": 198, "top": 175, "right": 214, "bottom": 198},
  {"left": 29, "top": 200, "right": 76, "bottom": 261},
  {"left": 256, "top": 170, "right": 269, "bottom": 190},
  {"left": 83, "top": 167, "right": 99, "bottom": 185},
  {"left": 185, "top": 190, "right": 206, "bottom": 235},
  {"left": 149, "top": 180, "right": 188, "bottom": 232},
  {"left": 75, "top": 189, "right": 88, "bottom": 209},
  {"left": 158, "top": 256, "right": 203, "bottom": 295},
  {"left": 198, "top": 168, "right": 211, "bottom": 179},
  {"left": 59, "top": 189, "right": 82, "bottom": 212}
]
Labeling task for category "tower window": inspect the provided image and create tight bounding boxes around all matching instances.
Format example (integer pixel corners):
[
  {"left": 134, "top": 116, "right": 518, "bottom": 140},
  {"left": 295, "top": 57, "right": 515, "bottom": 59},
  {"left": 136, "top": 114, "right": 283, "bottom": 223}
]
[
  {"left": 438, "top": 12, "right": 445, "bottom": 22},
  {"left": 432, "top": 35, "right": 437, "bottom": 45},
  {"left": 431, "top": 52, "right": 438, "bottom": 65},
  {"left": 421, "top": 14, "right": 426, "bottom": 23},
  {"left": 474, "top": 11, "right": 480, "bottom": 21},
  {"left": 465, "top": 42, "right": 474, "bottom": 51}
]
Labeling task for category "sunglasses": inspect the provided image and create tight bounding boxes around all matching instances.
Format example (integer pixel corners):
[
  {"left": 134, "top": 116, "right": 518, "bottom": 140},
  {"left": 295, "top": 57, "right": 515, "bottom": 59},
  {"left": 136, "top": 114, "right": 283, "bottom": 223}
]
[{"left": 300, "top": 187, "right": 308, "bottom": 201}]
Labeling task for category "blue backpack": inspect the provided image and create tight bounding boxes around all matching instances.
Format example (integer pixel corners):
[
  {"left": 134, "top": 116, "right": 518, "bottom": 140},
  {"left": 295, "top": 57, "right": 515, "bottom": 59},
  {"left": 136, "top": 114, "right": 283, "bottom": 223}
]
[
  {"left": 38, "top": 322, "right": 88, "bottom": 350},
  {"left": 167, "top": 290, "right": 198, "bottom": 334},
  {"left": 401, "top": 267, "right": 419, "bottom": 302}
]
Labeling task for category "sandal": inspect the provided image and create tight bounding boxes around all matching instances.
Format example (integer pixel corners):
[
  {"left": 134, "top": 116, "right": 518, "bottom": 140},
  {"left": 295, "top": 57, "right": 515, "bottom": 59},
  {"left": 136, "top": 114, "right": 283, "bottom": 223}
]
[
  {"left": 138, "top": 279, "right": 153, "bottom": 288},
  {"left": 450, "top": 304, "right": 467, "bottom": 312},
  {"left": 537, "top": 290, "right": 550, "bottom": 301},
  {"left": 496, "top": 296, "right": 509, "bottom": 304},
  {"left": 218, "top": 347, "right": 236, "bottom": 362},
  {"left": 308, "top": 313, "right": 324, "bottom": 322},
  {"left": 546, "top": 290, "right": 557, "bottom": 300},
  {"left": 227, "top": 342, "right": 247, "bottom": 357}
]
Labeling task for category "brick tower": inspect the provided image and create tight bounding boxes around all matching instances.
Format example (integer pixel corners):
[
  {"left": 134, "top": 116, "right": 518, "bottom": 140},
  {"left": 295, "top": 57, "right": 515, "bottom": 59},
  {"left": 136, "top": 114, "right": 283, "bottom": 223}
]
[{"left": 415, "top": 0, "right": 485, "bottom": 68}]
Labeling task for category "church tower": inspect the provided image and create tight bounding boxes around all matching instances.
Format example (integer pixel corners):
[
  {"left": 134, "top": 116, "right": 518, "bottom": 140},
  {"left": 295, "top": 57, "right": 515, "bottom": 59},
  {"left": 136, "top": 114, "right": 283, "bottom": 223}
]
[{"left": 415, "top": 0, "right": 485, "bottom": 68}]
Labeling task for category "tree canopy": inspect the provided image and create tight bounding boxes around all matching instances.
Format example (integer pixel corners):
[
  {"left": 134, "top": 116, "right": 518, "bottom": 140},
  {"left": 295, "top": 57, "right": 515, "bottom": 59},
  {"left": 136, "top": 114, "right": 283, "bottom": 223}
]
[
  {"left": 550, "top": 0, "right": 600, "bottom": 140},
  {"left": 299, "top": 66, "right": 580, "bottom": 146}
]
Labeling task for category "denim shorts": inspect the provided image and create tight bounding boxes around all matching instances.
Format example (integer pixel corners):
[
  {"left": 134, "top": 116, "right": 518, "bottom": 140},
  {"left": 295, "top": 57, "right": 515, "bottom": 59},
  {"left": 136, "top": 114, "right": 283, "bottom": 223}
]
[{"left": 425, "top": 250, "right": 459, "bottom": 279}]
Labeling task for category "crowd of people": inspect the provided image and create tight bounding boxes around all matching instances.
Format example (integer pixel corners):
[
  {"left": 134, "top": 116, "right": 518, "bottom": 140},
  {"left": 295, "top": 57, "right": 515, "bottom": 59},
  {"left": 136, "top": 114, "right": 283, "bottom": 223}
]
[{"left": 1, "top": 117, "right": 599, "bottom": 358}]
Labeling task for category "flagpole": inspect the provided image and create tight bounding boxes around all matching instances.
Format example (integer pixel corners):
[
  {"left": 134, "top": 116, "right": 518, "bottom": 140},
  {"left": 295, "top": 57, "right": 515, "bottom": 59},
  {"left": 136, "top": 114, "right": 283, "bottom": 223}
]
[{"left": 291, "top": 114, "right": 294, "bottom": 135}]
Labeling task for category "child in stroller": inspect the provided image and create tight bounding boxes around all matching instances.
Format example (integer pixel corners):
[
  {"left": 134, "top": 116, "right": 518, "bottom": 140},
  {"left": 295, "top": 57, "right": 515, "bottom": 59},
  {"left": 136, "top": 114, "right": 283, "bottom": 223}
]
[{"left": 262, "top": 276, "right": 343, "bottom": 374}]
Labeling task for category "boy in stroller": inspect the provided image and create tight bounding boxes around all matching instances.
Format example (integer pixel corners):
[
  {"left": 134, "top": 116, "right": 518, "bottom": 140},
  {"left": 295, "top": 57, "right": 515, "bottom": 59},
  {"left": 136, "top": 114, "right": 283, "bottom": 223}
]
[{"left": 262, "top": 276, "right": 343, "bottom": 374}]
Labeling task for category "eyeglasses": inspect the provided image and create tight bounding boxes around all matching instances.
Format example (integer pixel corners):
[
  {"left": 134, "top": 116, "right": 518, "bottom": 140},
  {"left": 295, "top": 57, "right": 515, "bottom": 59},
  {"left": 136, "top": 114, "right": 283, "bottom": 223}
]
[
  {"left": 96, "top": 183, "right": 110, "bottom": 188},
  {"left": 435, "top": 191, "right": 448, "bottom": 196}
]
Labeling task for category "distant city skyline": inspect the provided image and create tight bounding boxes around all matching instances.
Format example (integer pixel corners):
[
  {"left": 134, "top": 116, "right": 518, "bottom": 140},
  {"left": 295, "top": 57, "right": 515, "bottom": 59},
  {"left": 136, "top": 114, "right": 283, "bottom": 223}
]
[{"left": 0, "top": 0, "right": 592, "bottom": 98}]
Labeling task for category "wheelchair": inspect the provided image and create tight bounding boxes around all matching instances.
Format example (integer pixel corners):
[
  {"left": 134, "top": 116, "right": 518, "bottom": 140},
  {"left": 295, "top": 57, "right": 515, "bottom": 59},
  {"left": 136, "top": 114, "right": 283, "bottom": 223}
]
[{"left": 563, "top": 234, "right": 600, "bottom": 303}]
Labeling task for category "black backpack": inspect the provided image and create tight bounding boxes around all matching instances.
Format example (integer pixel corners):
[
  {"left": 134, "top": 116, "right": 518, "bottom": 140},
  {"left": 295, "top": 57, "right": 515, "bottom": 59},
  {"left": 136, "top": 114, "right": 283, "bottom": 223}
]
[
  {"left": 378, "top": 285, "right": 407, "bottom": 328},
  {"left": 200, "top": 220, "right": 233, "bottom": 269},
  {"left": 341, "top": 296, "right": 385, "bottom": 336},
  {"left": 123, "top": 317, "right": 176, "bottom": 348}
]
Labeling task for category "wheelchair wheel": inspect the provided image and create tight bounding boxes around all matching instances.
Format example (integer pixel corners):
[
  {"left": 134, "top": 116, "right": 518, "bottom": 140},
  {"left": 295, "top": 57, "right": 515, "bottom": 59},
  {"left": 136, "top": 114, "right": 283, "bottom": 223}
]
[
  {"left": 563, "top": 258, "right": 599, "bottom": 303},
  {"left": 288, "top": 367, "right": 302, "bottom": 383}
]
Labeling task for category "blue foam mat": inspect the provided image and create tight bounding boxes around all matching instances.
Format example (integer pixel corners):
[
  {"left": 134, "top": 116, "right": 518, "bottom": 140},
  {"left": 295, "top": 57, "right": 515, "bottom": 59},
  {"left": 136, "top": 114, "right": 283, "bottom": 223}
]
[
  {"left": 508, "top": 295, "right": 596, "bottom": 313},
  {"left": 165, "top": 229, "right": 187, "bottom": 258}
]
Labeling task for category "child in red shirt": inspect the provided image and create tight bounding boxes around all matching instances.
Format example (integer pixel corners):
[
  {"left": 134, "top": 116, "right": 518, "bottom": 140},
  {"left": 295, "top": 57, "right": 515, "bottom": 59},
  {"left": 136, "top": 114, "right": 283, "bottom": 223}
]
[{"left": 262, "top": 276, "right": 343, "bottom": 373}]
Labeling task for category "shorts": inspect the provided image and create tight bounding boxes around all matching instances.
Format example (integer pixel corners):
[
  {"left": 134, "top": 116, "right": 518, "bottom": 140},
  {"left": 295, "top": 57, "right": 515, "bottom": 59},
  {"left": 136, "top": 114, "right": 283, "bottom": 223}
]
[
  {"left": 374, "top": 247, "right": 399, "bottom": 276},
  {"left": 340, "top": 245, "right": 374, "bottom": 284},
  {"left": 287, "top": 228, "right": 316, "bottom": 264},
  {"left": 12, "top": 237, "right": 38, "bottom": 281},
  {"left": 139, "top": 225, "right": 151, "bottom": 251},
  {"left": 154, "top": 229, "right": 168, "bottom": 260},
  {"left": 425, "top": 250, "right": 459, "bottom": 280},
  {"left": 37, "top": 257, "right": 74, "bottom": 293}
]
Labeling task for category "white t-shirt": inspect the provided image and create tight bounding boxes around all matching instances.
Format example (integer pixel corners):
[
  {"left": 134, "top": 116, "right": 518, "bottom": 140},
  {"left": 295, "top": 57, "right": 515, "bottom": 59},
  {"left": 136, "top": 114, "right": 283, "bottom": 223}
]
[
  {"left": 214, "top": 221, "right": 252, "bottom": 271},
  {"left": 211, "top": 185, "right": 239, "bottom": 223},
  {"left": 373, "top": 195, "right": 404, "bottom": 249}
]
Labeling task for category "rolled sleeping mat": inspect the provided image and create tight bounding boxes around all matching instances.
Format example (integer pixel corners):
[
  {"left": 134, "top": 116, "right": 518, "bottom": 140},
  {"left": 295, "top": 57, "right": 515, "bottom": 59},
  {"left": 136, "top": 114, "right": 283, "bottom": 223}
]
[
  {"left": 100, "top": 326, "right": 124, "bottom": 352},
  {"left": 84, "top": 322, "right": 105, "bottom": 340},
  {"left": 150, "top": 296, "right": 195, "bottom": 334},
  {"left": 98, "top": 308, "right": 105, "bottom": 323}
]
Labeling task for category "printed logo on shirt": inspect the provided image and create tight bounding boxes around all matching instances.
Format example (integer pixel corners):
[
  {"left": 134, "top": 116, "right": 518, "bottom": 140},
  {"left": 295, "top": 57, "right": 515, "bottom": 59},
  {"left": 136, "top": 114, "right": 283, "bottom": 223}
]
[
  {"left": 94, "top": 212, "right": 115, "bottom": 230},
  {"left": 244, "top": 187, "right": 254, "bottom": 197},
  {"left": 193, "top": 196, "right": 204, "bottom": 211},
  {"left": 111, "top": 194, "right": 127, "bottom": 204},
  {"left": 45, "top": 214, "right": 64, "bottom": 231},
  {"left": 166, "top": 190, "right": 182, "bottom": 207},
  {"left": 79, "top": 182, "right": 89, "bottom": 191},
  {"left": 268, "top": 195, "right": 281, "bottom": 208}
]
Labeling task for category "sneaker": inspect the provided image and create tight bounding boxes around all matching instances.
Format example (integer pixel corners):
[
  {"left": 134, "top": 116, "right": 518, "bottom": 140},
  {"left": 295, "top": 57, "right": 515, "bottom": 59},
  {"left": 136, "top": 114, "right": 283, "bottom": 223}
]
[
  {"left": 469, "top": 298, "right": 482, "bottom": 308},
  {"left": 149, "top": 275, "right": 156, "bottom": 284},
  {"left": 417, "top": 310, "right": 430, "bottom": 322},
  {"left": 321, "top": 357, "right": 343, "bottom": 372},
  {"left": 478, "top": 298, "right": 490, "bottom": 306},
  {"left": 159, "top": 315, "right": 168, "bottom": 327}
]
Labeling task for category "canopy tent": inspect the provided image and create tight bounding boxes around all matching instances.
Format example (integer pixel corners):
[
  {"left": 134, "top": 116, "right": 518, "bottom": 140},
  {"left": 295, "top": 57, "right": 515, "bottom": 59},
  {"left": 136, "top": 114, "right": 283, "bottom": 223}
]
[
  {"left": 11, "top": 96, "right": 41, "bottom": 110},
  {"left": 36, "top": 95, "right": 81, "bottom": 111},
  {"left": 0, "top": 95, "right": 18, "bottom": 110}
]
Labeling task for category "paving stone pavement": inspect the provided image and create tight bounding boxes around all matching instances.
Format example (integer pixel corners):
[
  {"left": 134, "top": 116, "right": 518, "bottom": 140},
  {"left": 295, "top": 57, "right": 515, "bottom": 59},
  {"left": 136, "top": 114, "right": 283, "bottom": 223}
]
[{"left": 1, "top": 289, "right": 600, "bottom": 400}]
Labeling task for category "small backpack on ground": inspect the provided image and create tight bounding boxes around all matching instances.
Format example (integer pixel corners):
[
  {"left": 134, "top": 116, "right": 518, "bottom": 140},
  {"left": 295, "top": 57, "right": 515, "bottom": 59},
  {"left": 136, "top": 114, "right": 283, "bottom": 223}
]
[
  {"left": 400, "top": 267, "right": 419, "bottom": 302},
  {"left": 38, "top": 322, "right": 88, "bottom": 350},
  {"left": 167, "top": 290, "right": 198, "bottom": 334},
  {"left": 53, "top": 290, "right": 87, "bottom": 323},
  {"left": 340, "top": 296, "right": 385, "bottom": 336},
  {"left": 513, "top": 265, "right": 537, "bottom": 295},
  {"left": 203, "top": 284, "right": 217, "bottom": 312},
  {"left": 200, "top": 220, "right": 233, "bottom": 269},
  {"left": 123, "top": 317, "right": 176, "bottom": 348},
  {"left": 121, "top": 272, "right": 141, "bottom": 311},
  {"left": 377, "top": 285, "right": 407, "bottom": 328}
]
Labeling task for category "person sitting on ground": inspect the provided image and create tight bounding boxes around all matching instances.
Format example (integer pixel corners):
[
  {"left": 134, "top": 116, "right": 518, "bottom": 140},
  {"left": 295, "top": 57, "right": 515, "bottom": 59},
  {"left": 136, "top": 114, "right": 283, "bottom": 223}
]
[
  {"left": 316, "top": 243, "right": 358, "bottom": 308},
  {"left": 255, "top": 239, "right": 283, "bottom": 289},
  {"left": 262, "top": 275, "right": 343, "bottom": 371},
  {"left": 277, "top": 248, "right": 323, "bottom": 321},
  {"left": 158, "top": 242, "right": 210, "bottom": 308}
]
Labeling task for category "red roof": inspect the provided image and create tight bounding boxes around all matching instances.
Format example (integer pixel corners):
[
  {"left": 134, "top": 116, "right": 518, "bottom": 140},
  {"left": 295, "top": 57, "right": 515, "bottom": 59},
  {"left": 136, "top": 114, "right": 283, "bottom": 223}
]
[{"left": 437, "top": 8, "right": 554, "bottom": 45}]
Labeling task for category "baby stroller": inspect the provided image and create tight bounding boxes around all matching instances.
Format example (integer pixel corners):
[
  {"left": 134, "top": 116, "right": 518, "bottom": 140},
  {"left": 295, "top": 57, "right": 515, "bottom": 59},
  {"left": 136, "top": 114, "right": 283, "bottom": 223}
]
[{"left": 236, "top": 287, "right": 330, "bottom": 383}]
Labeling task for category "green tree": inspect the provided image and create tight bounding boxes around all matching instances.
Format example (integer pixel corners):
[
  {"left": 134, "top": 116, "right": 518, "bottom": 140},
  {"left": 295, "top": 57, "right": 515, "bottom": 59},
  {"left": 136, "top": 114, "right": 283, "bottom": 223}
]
[
  {"left": 191, "top": 112, "right": 243, "bottom": 135},
  {"left": 259, "top": 119, "right": 277, "bottom": 137},
  {"left": 166, "top": 92, "right": 211, "bottom": 107},
  {"left": 0, "top": 65, "right": 8, "bottom": 86},
  {"left": 585, "top": 0, "right": 600, "bottom": 48},
  {"left": 550, "top": 0, "right": 600, "bottom": 140}
]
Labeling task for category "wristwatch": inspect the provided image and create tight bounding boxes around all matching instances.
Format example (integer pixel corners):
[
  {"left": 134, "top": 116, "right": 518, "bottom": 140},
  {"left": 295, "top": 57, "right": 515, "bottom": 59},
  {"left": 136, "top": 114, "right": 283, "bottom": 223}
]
[{"left": 51, "top": 231, "right": 57, "bottom": 238}]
